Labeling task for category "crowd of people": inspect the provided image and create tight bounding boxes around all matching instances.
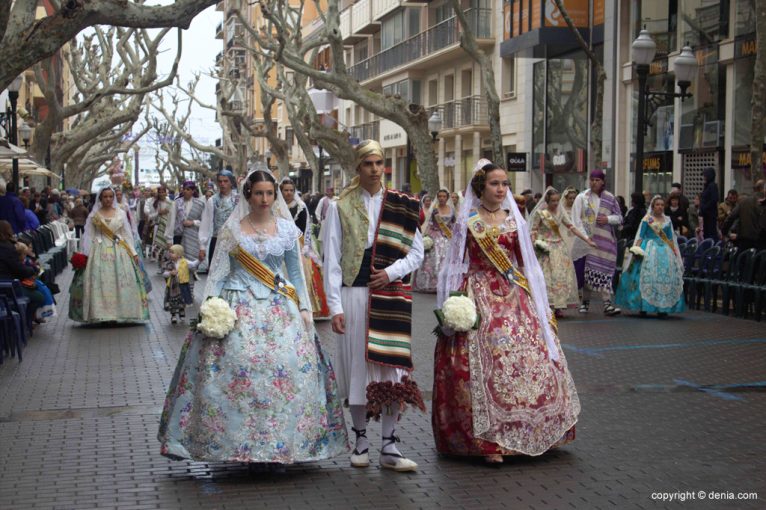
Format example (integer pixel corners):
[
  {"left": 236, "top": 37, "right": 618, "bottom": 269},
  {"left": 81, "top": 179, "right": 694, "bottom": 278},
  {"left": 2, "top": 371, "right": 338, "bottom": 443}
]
[{"left": 2, "top": 142, "right": 764, "bottom": 473}]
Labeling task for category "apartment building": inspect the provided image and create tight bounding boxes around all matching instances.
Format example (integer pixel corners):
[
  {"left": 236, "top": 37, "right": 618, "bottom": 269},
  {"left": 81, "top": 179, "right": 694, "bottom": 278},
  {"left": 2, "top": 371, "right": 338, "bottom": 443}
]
[
  {"left": 614, "top": 0, "right": 761, "bottom": 199},
  {"left": 337, "top": 0, "right": 497, "bottom": 194}
]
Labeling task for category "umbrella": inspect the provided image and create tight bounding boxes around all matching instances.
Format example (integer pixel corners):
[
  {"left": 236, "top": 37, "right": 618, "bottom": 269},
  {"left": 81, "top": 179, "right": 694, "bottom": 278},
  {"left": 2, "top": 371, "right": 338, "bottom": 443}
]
[
  {"left": 0, "top": 140, "right": 27, "bottom": 158},
  {"left": 66, "top": 188, "right": 80, "bottom": 196}
]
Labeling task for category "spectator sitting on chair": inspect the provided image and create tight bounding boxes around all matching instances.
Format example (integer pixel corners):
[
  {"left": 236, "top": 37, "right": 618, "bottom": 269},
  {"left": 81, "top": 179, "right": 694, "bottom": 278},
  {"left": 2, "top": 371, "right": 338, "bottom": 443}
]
[
  {"left": 0, "top": 220, "right": 44, "bottom": 323},
  {"left": 20, "top": 197, "right": 40, "bottom": 231}
]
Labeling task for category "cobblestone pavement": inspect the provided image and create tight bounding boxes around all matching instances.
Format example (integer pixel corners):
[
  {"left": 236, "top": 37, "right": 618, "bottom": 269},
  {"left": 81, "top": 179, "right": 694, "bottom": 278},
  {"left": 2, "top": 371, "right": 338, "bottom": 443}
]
[{"left": 1, "top": 267, "right": 765, "bottom": 509}]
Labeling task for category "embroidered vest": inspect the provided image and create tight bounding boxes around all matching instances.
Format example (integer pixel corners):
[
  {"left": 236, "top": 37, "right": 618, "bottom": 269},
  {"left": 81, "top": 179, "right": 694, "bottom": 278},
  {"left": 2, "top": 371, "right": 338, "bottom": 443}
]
[
  {"left": 337, "top": 190, "right": 370, "bottom": 287},
  {"left": 212, "top": 194, "right": 237, "bottom": 237}
]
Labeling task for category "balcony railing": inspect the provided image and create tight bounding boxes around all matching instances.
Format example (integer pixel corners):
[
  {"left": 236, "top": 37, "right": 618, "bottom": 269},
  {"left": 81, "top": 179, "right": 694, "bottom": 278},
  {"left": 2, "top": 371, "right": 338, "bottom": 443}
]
[
  {"left": 430, "top": 96, "right": 488, "bottom": 129},
  {"left": 349, "top": 121, "right": 380, "bottom": 141},
  {"left": 215, "top": 21, "right": 223, "bottom": 39},
  {"left": 349, "top": 9, "right": 492, "bottom": 82}
]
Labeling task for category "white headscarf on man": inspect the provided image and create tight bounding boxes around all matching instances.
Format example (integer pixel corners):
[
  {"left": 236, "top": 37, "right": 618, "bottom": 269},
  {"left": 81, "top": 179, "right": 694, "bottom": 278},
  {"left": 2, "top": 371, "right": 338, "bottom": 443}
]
[{"left": 437, "top": 159, "right": 560, "bottom": 362}]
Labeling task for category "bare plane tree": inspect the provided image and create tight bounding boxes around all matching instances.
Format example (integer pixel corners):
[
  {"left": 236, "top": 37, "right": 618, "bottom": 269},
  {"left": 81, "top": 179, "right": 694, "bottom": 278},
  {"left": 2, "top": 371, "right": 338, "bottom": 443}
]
[
  {"left": 247, "top": 0, "right": 440, "bottom": 194},
  {"left": 0, "top": 0, "right": 218, "bottom": 91},
  {"left": 31, "top": 28, "right": 181, "bottom": 179},
  {"left": 553, "top": 0, "right": 607, "bottom": 169}
]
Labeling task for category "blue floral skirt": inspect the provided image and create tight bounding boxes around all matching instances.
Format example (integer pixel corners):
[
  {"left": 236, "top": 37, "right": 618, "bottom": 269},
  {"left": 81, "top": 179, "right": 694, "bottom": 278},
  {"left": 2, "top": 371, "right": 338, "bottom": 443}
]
[{"left": 158, "top": 288, "right": 348, "bottom": 463}]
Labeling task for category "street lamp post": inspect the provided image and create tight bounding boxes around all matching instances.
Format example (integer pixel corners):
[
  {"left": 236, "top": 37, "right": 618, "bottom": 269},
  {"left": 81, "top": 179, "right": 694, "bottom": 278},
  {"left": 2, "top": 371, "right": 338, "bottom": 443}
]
[
  {"left": 632, "top": 30, "right": 697, "bottom": 194},
  {"left": 6, "top": 75, "right": 23, "bottom": 189},
  {"left": 428, "top": 111, "right": 442, "bottom": 141}
]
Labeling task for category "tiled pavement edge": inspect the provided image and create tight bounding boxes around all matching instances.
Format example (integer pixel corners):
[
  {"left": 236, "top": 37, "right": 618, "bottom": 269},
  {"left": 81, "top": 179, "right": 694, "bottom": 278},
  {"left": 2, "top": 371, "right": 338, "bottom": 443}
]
[{"left": 0, "top": 267, "right": 764, "bottom": 509}]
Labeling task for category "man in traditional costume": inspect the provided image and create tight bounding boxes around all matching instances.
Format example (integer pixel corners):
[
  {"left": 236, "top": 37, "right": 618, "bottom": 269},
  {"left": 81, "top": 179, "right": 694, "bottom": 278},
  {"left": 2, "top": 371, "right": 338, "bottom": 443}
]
[
  {"left": 172, "top": 181, "right": 206, "bottom": 261},
  {"left": 570, "top": 169, "right": 623, "bottom": 316},
  {"left": 322, "top": 140, "right": 425, "bottom": 472},
  {"left": 198, "top": 169, "right": 238, "bottom": 266}
]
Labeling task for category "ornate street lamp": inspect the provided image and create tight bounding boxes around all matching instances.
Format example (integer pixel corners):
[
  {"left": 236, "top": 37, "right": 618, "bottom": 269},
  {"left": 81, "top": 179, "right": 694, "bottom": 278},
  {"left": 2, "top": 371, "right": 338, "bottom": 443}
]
[
  {"left": 19, "top": 122, "right": 32, "bottom": 148},
  {"left": 428, "top": 110, "right": 442, "bottom": 141},
  {"left": 632, "top": 30, "right": 697, "bottom": 193}
]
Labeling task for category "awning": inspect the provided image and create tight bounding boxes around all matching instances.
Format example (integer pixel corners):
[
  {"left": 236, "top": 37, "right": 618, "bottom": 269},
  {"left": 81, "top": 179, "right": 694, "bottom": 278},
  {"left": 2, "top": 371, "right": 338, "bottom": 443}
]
[
  {"left": 0, "top": 139, "right": 28, "bottom": 158},
  {"left": 0, "top": 158, "right": 60, "bottom": 180}
]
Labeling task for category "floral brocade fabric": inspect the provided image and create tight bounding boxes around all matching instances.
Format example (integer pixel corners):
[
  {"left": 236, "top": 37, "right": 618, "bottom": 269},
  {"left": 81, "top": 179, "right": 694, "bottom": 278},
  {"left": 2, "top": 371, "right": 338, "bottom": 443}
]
[
  {"left": 413, "top": 212, "right": 454, "bottom": 292},
  {"left": 530, "top": 211, "right": 580, "bottom": 309},
  {"left": 158, "top": 225, "right": 348, "bottom": 463},
  {"left": 433, "top": 228, "right": 580, "bottom": 456}
]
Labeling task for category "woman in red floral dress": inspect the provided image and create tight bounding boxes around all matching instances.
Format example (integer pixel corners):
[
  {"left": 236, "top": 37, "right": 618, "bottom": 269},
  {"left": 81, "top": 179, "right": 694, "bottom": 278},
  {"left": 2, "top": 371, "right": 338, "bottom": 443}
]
[{"left": 434, "top": 160, "right": 580, "bottom": 463}]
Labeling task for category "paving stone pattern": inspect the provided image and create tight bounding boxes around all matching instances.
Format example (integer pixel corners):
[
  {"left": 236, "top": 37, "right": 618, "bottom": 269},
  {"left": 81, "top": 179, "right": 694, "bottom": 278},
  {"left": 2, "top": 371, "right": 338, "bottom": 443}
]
[{"left": 1, "top": 268, "right": 764, "bottom": 509}]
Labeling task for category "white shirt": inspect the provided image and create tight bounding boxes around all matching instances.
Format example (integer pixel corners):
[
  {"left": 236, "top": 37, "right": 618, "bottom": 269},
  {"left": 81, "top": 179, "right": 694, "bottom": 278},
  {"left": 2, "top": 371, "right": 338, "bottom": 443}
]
[
  {"left": 322, "top": 187, "right": 424, "bottom": 317},
  {"left": 571, "top": 189, "right": 622, "bottom": 235},
  {"left": 198, "top": 192, "right": 235, "bottom": 248}
]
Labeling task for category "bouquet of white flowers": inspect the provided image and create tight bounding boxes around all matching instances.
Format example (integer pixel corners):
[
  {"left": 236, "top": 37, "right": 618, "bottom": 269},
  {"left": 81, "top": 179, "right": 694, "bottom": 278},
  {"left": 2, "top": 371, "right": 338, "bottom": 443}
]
[
  {"left": 434, "top": 293, "right": 479, "bottom": 334},
  {"left": 629, "top": 246, "right": 646, "bottom": 258},
  {"left": 534, "top": 239, "right": 550, "bottom": 254},
  {"left": 196, "top": 297, "right": 237, "bottom": 339},
  {"left": 423, "top": 235, "right": 434, "bottom": 252}
]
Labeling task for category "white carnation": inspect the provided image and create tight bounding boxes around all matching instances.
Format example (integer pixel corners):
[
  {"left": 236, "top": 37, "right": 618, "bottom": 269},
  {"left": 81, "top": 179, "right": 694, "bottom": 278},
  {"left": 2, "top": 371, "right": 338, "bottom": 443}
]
[
  {"left": 197, "top": 297, "right": 237, "bottom": 339},
  {"left": 441, "top": 295, "right": 477, "bottom": 332},
  {"left": 534, "top": 239, "right": 550, "bottom": 253},
  {"left": 629, "top": 246, "right": 646, "bottom": 257},
  {"left": 423, "top": 236, "right": 434, "bottom": 251}
]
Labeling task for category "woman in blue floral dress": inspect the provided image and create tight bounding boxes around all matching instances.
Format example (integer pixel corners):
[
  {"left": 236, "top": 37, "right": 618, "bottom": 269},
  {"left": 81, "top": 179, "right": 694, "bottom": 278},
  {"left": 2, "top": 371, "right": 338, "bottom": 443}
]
[
  {"left": 159, "top": 169, "right": 348, "bottom": 464},
  {"left": 615, "top": 195, "right": 686, "bottom": 316}
]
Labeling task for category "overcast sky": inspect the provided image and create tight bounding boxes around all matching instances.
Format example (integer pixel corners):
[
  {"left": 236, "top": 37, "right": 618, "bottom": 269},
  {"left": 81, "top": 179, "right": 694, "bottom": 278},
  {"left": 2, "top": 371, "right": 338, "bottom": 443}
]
[{"left": 138, "top": 3, "right": 222, "bottom": 168}]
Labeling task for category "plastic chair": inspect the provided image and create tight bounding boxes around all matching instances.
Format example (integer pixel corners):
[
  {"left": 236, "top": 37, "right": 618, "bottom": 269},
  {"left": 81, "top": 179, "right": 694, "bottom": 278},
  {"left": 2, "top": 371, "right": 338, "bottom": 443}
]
[
  {"left": 707, "top": 245, "right": 739, "bottom": 313},
  {"left": 685, "top": 246, "right": 720, "bottom": 309},
  {"left": 692, "top": 238, "right": 714, "bottom": 271},
  {"left": 720, "top": 248, "right": 756, "bottom": 316},
  {"left": 682, "top": 240, "right": 698, "bottom": 277},
  {"left": 0, "top": 279, "right": 32, "bottom": 337},
  {"left": 738, "top": 250, "right": 766, "bottom": 319},
  {"left": 0, "top": 296, "right": 25, "bottom": 362}
]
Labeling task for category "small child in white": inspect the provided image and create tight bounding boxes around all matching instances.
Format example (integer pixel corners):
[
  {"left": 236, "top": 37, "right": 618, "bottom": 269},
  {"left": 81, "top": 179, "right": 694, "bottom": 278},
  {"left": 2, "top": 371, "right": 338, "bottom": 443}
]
[{"left": 163, "top": 245, "right": 198, "bottom": 324}]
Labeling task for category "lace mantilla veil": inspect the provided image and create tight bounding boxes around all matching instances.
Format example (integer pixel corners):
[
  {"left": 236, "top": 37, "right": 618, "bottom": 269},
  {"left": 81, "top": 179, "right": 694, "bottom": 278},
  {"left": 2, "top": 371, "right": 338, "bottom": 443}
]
[
  {"left": 202, "top": 166, "right": 312, "bottom": 315},
  {"left": 80, "top": 185, "right": 133, "bottom": 257},
  {"left": 437, "top": 159, "right": 560, "bottom": 362}
]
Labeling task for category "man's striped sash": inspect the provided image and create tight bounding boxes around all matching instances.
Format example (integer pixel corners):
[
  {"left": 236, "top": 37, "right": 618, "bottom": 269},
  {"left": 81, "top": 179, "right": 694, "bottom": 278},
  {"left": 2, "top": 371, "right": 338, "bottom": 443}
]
[{"left": 367, "top": 189, "right": 420, "bottom": 370}]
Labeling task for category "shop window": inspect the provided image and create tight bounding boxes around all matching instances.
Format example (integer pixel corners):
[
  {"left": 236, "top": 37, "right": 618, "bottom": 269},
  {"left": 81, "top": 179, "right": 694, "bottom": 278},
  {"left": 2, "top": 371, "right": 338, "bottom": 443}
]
[
  {"left": 733, "top": 57, "right": 754, "bottom": 147},
  {"left": 679, "top": 48, "right": 725, "bottom": 151},
  {"left": 502, "top": 58, "right": 516, "bottom": 99},
  {"left": 735, "top": 0, "right": 756, "bottom": 36},
  {"left": 680, "top": 0, "right": 728, "bottom": 48},
  {"left": 633, "top": 0, "right": 678, "bottom": 56}
]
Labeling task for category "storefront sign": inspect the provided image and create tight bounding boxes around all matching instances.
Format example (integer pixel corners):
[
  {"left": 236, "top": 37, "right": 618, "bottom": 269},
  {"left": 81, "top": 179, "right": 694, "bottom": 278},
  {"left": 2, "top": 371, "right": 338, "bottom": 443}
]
[
  {"left": 506, "top": 152, "right": 527, "bottom": 172},
  {"left": 379, "top": 120, "right": 406, "bottom": 149},
  {"left": 735, "top": 36, "right": 757, "bottom": 59},
  {"left": 731, "top": 148, "right": 766, "bottom": 169},
  {"left": 632, "top": 151, "right": 673, "bottom": 173}
]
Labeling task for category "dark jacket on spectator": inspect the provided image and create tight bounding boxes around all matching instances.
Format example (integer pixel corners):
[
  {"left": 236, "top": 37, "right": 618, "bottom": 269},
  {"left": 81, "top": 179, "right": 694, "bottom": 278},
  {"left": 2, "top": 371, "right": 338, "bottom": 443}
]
[
  {"left": 722, "top": 193, "right": 766, "bottom": 250},
  {"left": 622, "top": 206, "right": 646, "bottom": 240},
  {"left": 666, "top": 205, "right": 691, "bottom": 236},
  {"left": 0, "top": 240, "right": 36, "bottom": 280},
  {"left": 0, "top": 192, "right": 27, "bottom": 233},
  {"left": 699, "top": 168, "right": 719, "bottom": 240}
]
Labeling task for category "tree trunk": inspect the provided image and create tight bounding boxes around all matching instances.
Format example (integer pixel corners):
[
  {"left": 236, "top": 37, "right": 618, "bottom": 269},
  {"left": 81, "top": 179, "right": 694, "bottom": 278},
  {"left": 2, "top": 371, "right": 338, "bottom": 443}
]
[
  {"left": 553, "top": 0, "right": 606, "bottom": 170},
  {"left": 751, "top": 0, "right": 766, "bottom": 183},
  {"left": 448, "top": 0, "right": 503, "bottom": 165}
]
